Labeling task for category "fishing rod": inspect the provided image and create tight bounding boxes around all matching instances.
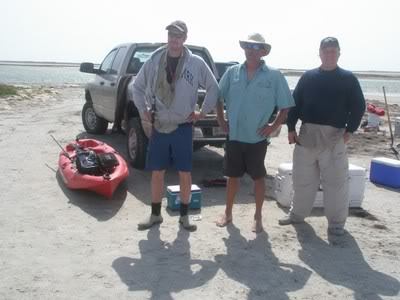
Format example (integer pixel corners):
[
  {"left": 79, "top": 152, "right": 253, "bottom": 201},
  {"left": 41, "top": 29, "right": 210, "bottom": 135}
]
[
  {"left": 383, "top": 86, "right": 399, "bottom": 158},
  {"left": 50, "top": 134, "right": 71, "bottom": 160}
]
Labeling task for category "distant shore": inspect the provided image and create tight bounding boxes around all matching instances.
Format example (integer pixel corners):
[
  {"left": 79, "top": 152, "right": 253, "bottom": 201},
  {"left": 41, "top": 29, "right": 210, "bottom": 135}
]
[
  {"left": 281, "top": 69, "right": 400, "bottom": 80},
  {"left": 1, "top": 60, "right": 400, "bottom": 79},
  {"left": 0, "top": 61, "right": 81, "bottom": 68}
]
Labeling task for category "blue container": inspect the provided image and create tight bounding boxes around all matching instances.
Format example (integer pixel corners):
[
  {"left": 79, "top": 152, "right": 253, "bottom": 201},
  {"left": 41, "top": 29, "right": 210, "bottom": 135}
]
[
  {"left": 167, "top": 184, "right": 202, "bottom": 210},
  {"left": 370, "top": 157, "right": 400, "bottom": 188}
]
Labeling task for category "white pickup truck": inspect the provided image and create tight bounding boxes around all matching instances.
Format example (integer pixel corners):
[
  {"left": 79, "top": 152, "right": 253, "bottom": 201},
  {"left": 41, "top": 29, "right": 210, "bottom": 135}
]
[{"left": 79, "top": 43, "right": 226, "bottom": 169}]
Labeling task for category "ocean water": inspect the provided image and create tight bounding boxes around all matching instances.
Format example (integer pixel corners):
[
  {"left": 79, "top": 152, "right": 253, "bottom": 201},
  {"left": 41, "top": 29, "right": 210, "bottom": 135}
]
[
  {"left": 285, "top": 76, "right": 400, "bottom": 102},
  {"left": 0, "top": 64, "right": 94, "bottom": 86},
  {"left": 1, "top": 64, "right": 400, "bottom": 103}
]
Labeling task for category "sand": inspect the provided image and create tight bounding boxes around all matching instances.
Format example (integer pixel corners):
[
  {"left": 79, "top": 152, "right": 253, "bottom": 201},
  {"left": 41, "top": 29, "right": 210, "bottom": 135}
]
[{"left": 0, "top": 86, "right": 399, "bottom": 299}]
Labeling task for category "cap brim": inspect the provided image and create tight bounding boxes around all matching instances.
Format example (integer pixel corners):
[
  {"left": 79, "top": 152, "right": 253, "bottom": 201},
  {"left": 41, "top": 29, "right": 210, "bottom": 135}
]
[
  {"left": 166, "top": 25, "right": 186, "bottom": 34},
  {"left": 239, "top": 40, "right": 271, "bottom": 52}
]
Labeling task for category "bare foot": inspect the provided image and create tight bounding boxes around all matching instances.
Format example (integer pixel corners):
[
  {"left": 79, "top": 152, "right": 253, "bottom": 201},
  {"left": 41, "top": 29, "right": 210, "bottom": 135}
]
[
  {"left": 252, "top": 219, "right": 264, "bottom": 233},
  {"left": 216, "top": 214, "right": 232, "bottom": 227}
]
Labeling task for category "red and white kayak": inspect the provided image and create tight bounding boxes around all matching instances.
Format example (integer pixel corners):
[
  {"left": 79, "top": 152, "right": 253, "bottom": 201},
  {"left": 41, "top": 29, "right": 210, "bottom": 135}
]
[{"left": 58, "top": 139, "right": 129, "bottom": 198}]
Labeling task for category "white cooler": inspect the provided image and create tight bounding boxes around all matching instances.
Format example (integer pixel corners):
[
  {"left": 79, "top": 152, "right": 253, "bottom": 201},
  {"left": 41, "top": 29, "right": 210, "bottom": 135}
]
[{"left": 275, "top": 163, "right": 366, "bottom": 208}]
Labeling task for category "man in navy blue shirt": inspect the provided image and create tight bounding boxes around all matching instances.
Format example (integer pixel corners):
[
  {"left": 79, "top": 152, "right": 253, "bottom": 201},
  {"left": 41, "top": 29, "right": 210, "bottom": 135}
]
[{"left": 279, "top": 37, "right": 365, "bottom": 236}]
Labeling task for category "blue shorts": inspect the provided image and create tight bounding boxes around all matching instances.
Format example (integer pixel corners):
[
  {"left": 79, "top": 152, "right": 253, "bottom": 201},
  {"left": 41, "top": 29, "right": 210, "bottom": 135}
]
[{"left": 146, "top": 123, "right": 193, "bottom": 172}]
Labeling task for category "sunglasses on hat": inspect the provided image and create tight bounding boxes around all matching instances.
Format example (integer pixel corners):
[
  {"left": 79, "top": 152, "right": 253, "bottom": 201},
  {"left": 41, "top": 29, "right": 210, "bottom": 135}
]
[{"left": 240, "top": 42, "right": 265, "bottom": 51}]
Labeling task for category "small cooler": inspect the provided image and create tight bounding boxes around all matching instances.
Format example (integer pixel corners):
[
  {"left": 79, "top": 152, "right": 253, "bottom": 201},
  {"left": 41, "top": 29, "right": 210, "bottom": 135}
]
[
  {"left": 275, "top": 163, "right": 366, "bottom": 208},
  {"left": 370, "top": 157, "right": 400, "bottom": 188},
  {"left": 167, "top": 184, "right": 202, "bottom": 210}
]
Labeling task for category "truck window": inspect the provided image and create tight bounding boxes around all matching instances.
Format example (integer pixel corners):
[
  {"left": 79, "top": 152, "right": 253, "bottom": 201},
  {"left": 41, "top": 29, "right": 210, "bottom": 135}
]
[
  {"left": 126, "top": 46, "right": 214, "bottom": 76},
  {"left": 190, "top": 49, "right": 213, "bottom": 71},
  {"left": 216, "top": 62, "right": 239, "bottom": 78},
  {"left": 99, "top": 49, "right": 117, "bottom": 73},
  {"left": 127, "top": 47, "right": 158, "bottom": 74},
  {"left": 110, "top": 47, "right": 127, "bottom": 74}
]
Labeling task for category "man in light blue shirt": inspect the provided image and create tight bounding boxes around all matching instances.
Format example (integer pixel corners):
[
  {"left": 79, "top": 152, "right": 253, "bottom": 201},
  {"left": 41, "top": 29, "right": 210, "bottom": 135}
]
[{"left": 216, "top": 33, "right": 294, "bottom": 232}]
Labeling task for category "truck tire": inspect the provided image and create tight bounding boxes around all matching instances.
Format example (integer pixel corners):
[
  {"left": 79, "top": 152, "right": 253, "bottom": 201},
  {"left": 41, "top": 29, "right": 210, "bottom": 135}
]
[
  {"left": 127, "top": 117, "right": 148, "bottom": 169},
  {"left": 82, "top": 102, "right": 108, "bottom": 134}
]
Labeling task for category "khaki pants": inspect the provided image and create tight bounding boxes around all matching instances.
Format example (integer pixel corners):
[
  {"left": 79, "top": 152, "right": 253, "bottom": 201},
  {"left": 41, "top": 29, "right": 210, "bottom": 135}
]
[{"left": 290, "top": 124, "right": 349, "bottom": 228}]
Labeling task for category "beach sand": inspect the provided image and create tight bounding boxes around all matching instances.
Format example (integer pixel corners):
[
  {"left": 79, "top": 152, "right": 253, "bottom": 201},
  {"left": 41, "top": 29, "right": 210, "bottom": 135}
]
[{"left": 0, "top": 86, "right": 399, "bottom": 299}]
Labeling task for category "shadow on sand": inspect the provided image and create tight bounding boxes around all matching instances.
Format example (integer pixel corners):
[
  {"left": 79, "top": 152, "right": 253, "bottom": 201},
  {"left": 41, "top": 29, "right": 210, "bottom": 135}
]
[
  {"left": 112, "top": 227, "right": 218, "bottom": 299},
  {"left": 56, "top": 171, "right": 127, "bottom": 221},
  {"left": 215, "top": 224, "right": 312, "bottom": 299},
  {"left": 293, "top": 223, "right": 400, "bottom": 300},
  {"left": 370, "top": 182, "right": 400, "bottom": 193}
]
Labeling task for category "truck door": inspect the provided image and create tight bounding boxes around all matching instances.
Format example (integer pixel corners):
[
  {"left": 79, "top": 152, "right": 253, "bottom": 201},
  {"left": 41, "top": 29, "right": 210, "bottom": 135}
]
[
  {"left": 101, "top": 46, "right": 127, "bottom": 121},
  {"left": 91, "top": 48, "right": 118, "bottom": 119}
]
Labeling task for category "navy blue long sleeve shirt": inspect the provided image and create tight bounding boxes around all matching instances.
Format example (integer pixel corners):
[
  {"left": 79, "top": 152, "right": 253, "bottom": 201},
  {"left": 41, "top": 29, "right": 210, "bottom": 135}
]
[{"left": 287, "top": 67, "right": 366, "bottom": 133}]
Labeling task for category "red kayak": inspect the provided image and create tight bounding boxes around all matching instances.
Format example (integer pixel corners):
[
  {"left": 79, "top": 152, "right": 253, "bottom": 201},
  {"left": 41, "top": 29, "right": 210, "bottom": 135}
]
[{"left": 58, "top": 139, "right": 129, "bottom": 198}]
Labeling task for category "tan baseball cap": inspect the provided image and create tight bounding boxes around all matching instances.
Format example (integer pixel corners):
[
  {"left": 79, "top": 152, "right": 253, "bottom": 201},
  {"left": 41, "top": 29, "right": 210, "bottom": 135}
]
[{"left": 165, "top": 20, "right": 188, "bottom": 35}]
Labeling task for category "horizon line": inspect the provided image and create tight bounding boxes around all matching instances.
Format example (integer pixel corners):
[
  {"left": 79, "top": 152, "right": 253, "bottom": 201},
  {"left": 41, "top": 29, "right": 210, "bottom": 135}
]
[{"left": 1, "top": 59, "right": 400, "bottom": 78}]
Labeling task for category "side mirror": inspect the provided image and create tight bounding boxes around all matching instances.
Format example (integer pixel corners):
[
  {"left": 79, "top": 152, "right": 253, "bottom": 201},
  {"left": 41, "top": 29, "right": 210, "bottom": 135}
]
[{"left": 80, "top": 62, "right": 96, "bottom": 74}]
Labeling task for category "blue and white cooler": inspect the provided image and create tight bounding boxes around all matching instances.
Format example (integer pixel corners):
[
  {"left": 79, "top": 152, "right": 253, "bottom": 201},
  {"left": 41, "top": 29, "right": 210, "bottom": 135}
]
[
  {"left": 167, "top": 184, "right": 202, "bottom": 210},
  {"left": 370, "top": 157, "right": 400, "bottom": 188}
]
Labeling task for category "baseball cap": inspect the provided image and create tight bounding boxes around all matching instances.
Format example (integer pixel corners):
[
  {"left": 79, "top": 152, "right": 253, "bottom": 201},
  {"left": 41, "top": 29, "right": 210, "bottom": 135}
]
[
  {"left": 320, "top": 37, "right": 340, "bottom": 49},
  {"left": 165, "top": 20, "right": 188, "bottom": 35}
]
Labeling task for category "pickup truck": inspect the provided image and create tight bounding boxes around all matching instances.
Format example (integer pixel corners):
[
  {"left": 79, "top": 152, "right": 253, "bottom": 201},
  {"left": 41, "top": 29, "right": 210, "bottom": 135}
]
[
  {"left": 215, "top": 61, "right": 239, "bottom": 79},
  {"left": 79, "top": 43, "right": 226, "bottom": 169}
]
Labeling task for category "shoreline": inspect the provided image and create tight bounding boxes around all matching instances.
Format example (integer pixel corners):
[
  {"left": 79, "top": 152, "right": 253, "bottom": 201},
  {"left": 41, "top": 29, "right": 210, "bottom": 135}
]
[
  {"left": 1, "top": 61, "right": 400, "bottom": 79},
  {"left": 364, "top": 93, "right": 400, "bottom": 104},
  {"left": 0, "top": 60, "right": 81, "bottom": 68},
  {"left": 1, "top": 81, "right": 400, "bottom": 106},
  {"left": 282, "top": 69, "right": 400, "bottom": 80},
  {"left": 2, "top": 83, "right": 399, "bottom": 105}
]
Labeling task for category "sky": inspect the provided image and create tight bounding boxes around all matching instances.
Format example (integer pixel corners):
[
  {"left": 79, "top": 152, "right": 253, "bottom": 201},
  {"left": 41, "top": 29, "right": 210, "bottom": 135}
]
[{"left": 1, "top": 0, "right": 400, "bottom": 72}]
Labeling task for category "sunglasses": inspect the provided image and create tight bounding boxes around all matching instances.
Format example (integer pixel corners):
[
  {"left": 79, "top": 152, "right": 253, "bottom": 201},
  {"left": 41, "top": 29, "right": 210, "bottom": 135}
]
[{"left": 240, "top": 42, "right": 265, "bottom": 51}]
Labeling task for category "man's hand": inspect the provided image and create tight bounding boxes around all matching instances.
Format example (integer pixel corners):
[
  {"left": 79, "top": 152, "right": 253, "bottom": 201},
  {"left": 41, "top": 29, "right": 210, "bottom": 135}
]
[
  {"left": 288, "top": 131, "right": 298, "bottom": 144},
  {"left": 142, "top": 109, "right": 152, "bottom": 122},
  {"left": 343, "top": 132, "right": 352, "bottom": 144},
  {"left": 217, "top": 117, "right": 229, "bottom": 134},
  {"left": 258, "top": 123, "right": 277, "bottom": 137},
  {"left": 187, "top": 111, "right": 205, "bottom": 123}
]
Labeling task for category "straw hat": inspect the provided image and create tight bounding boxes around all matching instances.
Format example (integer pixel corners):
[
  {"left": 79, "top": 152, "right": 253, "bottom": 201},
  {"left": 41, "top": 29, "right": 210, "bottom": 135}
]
[{"left": 239, "top": 33, "right": 271, "bottom": 53}]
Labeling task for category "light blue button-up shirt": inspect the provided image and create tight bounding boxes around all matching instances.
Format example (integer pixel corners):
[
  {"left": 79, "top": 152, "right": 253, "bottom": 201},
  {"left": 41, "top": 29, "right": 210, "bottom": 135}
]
[{"left": 219, "top": 61, "right": 294, "bottom": 143}]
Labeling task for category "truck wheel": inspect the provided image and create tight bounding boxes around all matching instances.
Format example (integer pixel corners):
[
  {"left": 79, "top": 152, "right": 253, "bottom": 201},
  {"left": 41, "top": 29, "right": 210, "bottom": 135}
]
[
  {"left": 82, "top": 102, "right": 108, "bottom": 134},
  {"left": 127, "top": 117, "right": 148, "bottom": 169}
]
